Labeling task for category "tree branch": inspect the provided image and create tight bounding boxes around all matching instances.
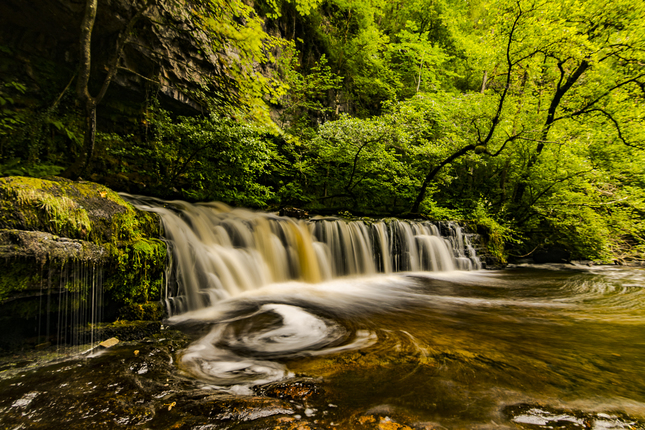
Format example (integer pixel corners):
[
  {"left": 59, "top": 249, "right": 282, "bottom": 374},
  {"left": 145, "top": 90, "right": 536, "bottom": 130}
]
[
  {"left": 577, "top": 108, "right": 644, "bottom": 149},
  {"left": 554, "top": 74, "right": 645, "bottom": 124}
]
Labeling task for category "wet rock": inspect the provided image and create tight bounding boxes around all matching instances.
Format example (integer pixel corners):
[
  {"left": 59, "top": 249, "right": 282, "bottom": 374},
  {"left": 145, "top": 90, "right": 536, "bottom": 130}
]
[
  {"left": 0, "top": 229, "right": 108, "bottom": 264},
  {"left": 254, "top": 378, "right": 324, "bottom": 402},
  {"left": 99, "top": 337, "right": 119, "bottom": 348},
  {"left": 183, "top": 394, "right": 295, "bottom": 422},
  {"left": 0, "top": 176, "right": 167, "bottom": 351},
  {"left": 80, "top": 321, "right": 163, "bottom": 343},
  {"left": 0, "top": 0, "right": 235, "bottom": 112},
  {"left": 366, "top": 404, "right": 396, "bottom": 415},
  {"left": 280, "top": 207, "right": 310, "bottom": 219},
  {"left": 504, "top": 403, "right": 645, "bottom": 429},
  {"left": 353, "top": 414, "right": 417, "bottom": 430}
]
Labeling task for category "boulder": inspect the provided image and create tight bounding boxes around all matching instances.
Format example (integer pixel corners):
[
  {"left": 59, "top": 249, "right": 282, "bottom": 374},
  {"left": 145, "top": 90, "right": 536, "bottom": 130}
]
[{"left": 0, "top": 176, "right": 167, "bottom": 350}]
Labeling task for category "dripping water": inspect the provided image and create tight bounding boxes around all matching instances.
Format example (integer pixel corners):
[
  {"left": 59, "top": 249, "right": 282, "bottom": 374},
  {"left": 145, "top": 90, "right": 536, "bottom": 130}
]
[{"left": 4, "top": 259, "right": 105, "bottom": 353}]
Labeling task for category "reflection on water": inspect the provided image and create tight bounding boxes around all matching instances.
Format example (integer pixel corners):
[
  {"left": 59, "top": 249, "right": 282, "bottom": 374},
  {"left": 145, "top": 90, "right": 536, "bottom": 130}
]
[
  {"left": 167, "top": 265, "right": 645, "bottom": 427},
  {"left": 2, "top": 266, "right": 645, "bottom": 429}
]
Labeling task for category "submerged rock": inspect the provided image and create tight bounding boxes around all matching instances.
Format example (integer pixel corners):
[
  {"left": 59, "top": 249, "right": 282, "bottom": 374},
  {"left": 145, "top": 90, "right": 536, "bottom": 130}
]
[
  {"left": 183, "top": 394, "right": 295, "bottom": 421},
  {"left": 254, "top": 378, "right": 324, "bottom": 402},
  {"left": 504, "top": 403, "right": 645, "bottom": 430}
]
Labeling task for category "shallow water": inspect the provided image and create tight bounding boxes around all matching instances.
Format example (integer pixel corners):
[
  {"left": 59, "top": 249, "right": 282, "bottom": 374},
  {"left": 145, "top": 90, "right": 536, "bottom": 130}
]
[{"left": 2, "top": 265, "right": 645, "bottom": 429}]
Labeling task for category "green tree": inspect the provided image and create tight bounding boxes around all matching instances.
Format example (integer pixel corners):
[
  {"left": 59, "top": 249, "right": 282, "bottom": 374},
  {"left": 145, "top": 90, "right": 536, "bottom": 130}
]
[{"left": 74, "top": 0, "right": 150, "bottom": 178}]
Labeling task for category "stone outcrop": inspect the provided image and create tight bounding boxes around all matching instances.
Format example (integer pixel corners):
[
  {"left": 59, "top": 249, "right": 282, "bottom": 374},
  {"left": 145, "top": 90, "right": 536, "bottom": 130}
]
[
  {"left": 0, "top": 0, "right": 233, "bottom": 113},
  {"left": 0, "top": 176, "right": 166, "bottom": 316}
]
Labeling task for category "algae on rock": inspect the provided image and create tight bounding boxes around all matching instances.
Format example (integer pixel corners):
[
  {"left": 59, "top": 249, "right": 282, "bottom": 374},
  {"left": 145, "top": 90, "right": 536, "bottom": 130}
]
[{"left": 0, "top": 176, "right": 167, "bottom": 321}]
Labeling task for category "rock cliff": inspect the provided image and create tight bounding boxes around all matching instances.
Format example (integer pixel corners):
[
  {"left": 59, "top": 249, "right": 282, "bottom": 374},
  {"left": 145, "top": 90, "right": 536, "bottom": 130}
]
[
  {"left": 0, "top": 0, "right": 233, "bottom": 113},
  {"left": 0, "top": 177, "right": 166, "bottom": 349}
]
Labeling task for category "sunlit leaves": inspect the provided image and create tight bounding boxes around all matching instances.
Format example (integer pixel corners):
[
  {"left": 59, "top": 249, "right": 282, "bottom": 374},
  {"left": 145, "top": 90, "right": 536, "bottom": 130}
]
[
  {"left": 181, "top": 0, "right": 291, "bottom": 126},
  {"left": 144, "top": 105, "right": 275, "bottom": 205}
]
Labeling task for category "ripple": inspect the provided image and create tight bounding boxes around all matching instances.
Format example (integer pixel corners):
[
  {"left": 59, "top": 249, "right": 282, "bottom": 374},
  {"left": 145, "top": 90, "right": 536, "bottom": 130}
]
[
  {"left": 217, "top": 304, "right": 348, "bottom": 358},
  {"left": 178, "top": 304, "right": 375, "bottom": 388}
]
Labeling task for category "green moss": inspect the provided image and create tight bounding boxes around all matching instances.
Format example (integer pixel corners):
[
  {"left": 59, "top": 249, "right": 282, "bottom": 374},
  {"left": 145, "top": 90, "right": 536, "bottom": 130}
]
[
  {"left": 0, "top": 262, "right": 42, "bottom": 302},
  {"left": 104, "top": 238, "right": 167, "bottom": 306},
  {"left": 110, "top": 210, "right": 160, "bottom": 243},
  {"left": 0, "top": 176, "right": 168, "bottom": 318},
  {"left": 117, "top": 302, "right": 165, "bottom": 321}
]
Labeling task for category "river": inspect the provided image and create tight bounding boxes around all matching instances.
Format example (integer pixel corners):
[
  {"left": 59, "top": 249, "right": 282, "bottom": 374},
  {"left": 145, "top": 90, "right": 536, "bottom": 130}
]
[{"left": 1, "top": 201, "right": 644, "bottom": 429}]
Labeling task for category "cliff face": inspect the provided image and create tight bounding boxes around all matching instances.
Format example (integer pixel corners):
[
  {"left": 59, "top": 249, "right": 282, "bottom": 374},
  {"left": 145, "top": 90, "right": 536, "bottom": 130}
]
[{"left": 0, "top": 0, "right": 230, "bottom": 113}]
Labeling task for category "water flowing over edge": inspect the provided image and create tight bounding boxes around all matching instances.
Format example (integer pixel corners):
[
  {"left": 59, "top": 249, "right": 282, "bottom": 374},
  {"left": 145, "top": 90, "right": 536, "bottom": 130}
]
[{"left": 125, "top": 196, "right": 481, "bottom": 316}]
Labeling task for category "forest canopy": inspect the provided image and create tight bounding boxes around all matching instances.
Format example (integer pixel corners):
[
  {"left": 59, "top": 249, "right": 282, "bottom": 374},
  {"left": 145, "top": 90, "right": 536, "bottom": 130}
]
[{"left": 0, "top": 0, "right": 644, "bottom": 262}]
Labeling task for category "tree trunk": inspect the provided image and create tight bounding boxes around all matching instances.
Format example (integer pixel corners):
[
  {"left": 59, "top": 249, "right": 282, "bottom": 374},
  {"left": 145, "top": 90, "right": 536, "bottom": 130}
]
[
  {"left": 411, "top": 144, "right": 476, "bottom": 213},
  {"left": 513, "top": 60, "right": 590, "bottom": 204},
  {"left": 79, "top": 100, "right": 97, "bottom": 178},
  {"left": 71, "top": 0, "right": 148, "bottom": 178}
]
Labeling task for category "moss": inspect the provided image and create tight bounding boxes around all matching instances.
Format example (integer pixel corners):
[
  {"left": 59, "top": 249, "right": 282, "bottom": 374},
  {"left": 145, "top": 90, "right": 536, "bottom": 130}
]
[
  {"left": 0, "top": 261, "right": 42, "bottom": 302},
  {"left": 104, "top": 238, "right": 167, "bottom": 306},
  {"left": 0, "top": 176, "right": 161, "bottom": 244},
  {"left": 0, "top": 176, "right": 167, "bottom": 320},
  {"left": 117, "top": 302, "right": 166, "bottom": 321}
]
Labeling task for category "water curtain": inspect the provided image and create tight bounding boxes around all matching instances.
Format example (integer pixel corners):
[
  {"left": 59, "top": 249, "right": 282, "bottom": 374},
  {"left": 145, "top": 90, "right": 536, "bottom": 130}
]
[{"left": 131, "top": 199, "right": 480, "bottom": 315}]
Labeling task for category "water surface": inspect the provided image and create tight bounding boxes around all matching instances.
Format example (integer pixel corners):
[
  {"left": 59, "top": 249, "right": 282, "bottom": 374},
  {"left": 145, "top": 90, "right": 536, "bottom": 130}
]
[{"left": 2, "top": 265, "right": 645, "bottom": 429}]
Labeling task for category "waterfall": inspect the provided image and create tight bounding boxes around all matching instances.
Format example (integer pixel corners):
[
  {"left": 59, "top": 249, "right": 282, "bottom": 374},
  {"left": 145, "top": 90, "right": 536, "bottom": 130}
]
[
  {"left": 129, "top": 199, "right": 481, "bottom": 316},
  {"left": 5, "top": 259, "right": 105, "bottom": 352}
]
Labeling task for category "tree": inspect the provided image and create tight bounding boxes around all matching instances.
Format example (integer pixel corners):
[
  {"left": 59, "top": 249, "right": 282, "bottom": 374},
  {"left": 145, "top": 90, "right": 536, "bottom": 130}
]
[
  {"left": 410, "top": 0, "right": 527, "bottom": 212},
  {"left": 74, "top": 0, "right": 150, "bottom": 178},
  {"left": 508, "top": 0, "right": 645, "bottom": 207},
  {"left": 410, "top": 0, "right": 645, "bottom": 217},
  {"left": 72, "top": 0, "right": 291, "bottom": 178}
]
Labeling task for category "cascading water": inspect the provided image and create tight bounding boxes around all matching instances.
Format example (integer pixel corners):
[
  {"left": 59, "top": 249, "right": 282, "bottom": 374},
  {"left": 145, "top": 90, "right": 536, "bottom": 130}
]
[
  {"left": 4, "top": 200, "right": 645, "bottom": 429},
  {"left": 120, "top": 198, "right": 483, "bottom": 390},
  {"left": 128, "top": 198, "right": 481, "bottom": 316}
]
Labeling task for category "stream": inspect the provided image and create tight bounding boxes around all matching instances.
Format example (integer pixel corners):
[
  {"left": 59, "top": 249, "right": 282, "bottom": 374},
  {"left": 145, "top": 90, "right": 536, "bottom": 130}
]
[
  {"left": 1, "top": 265, "right": 644, "bottom": 429},
  {"left": 1, "top": 200, "right": 644, "bottom": 429}
]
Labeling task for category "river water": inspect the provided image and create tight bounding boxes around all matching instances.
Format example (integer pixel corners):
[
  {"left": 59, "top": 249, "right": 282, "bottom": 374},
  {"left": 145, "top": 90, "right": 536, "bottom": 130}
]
[
  {"left": 2, "top": 265, "right": 644, "bottom": 429},
  {"left": 1, "top": 202, "right": 644, "bottom": 429}
]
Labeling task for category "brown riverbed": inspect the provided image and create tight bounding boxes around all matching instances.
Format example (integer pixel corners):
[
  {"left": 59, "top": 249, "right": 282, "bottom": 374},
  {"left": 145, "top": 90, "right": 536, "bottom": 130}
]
[{"left": 1, "top": 266, "right": 645, "bottom": 429}]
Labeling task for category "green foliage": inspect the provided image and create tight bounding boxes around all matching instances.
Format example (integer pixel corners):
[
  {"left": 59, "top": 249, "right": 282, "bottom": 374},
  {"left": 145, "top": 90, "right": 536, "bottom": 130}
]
[
  {"left": 298, "top": 114, "right": 416, "bottom": 212},
  {"left": 1, "top": 0, "right": 644, "bottom": 263},
  {"left": 105, "top": 238, "right": 166, "bottom": 306},
  {"left": 0, "top": 159, "right": 65, "bottom": 177},
  {"left": 185, "top": 0, "right": 292, "bottom": 127},
  {"left": 101, "top": 104, "right": 275, "bottom": 206},
  {"left": 278, "top": 53, "right": 344, "bottom": 131},
  {"left": 467, "top": 200, "right": 519, "bottom": 264},
  {"left": 418, "top": 195, "right": 462, "bottom": 221},
  {"left": 0, "top": 80, "right": 27, "bottom": 136},
  {"left": 0, "top": 38, "right": 84, "bottom": 174}
]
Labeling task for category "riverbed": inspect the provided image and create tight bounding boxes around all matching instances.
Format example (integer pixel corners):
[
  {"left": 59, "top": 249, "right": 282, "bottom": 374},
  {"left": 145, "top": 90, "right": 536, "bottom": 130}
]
[{"left": 1, "top": 265, "right": 644, "bottom": 429}]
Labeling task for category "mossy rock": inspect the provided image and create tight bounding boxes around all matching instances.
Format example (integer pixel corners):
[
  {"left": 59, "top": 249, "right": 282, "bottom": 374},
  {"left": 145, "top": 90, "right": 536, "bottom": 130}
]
[
  {"left": 117, "top": 302, "right": 166, "bottom": 321},
  {"left": 0, "top": 177, "right": 167, "bottom": 331},
  {"left": 0, "top": 176, "right": 159, "bottom": 243},
  {"left": 0, "top": 229, "right": 107, "bottom": 264}
]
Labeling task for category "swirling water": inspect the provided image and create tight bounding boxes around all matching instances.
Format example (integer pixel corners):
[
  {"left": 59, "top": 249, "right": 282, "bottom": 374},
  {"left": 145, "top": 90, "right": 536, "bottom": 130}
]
[
  {"left": 171, "top": 266, "right": 645, "bottom": 413},
  {"left": 2, "top": 265, "right": 645, "bottom": 428},
  {"left": 1, "top": 199, "right": 645, "bottom": 429}
]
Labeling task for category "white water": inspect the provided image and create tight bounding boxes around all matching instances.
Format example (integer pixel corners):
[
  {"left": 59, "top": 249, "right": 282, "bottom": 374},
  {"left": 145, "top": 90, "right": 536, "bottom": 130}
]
[{"left": 126, "top": 198, "right": 481, "bottom": 315}]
